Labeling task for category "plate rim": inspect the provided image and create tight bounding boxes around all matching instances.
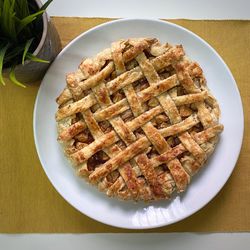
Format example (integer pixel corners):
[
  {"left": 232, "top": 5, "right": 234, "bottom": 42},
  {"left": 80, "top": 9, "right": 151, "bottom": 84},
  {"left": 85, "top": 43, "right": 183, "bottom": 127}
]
[{"left": 33, "top": 18, "right": 244, "bottom": 229}]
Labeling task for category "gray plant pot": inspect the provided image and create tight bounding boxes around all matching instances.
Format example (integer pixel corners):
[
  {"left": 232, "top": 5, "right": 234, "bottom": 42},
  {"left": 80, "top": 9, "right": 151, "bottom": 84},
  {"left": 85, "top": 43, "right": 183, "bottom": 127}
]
[{"left": 3, "top": 0, "right": 61, "bottom": 83}]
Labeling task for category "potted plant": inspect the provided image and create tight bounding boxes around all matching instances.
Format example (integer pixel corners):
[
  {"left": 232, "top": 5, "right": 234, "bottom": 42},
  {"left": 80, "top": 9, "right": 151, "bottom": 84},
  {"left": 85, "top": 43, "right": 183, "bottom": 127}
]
[{"left": 0, "top": 0, "right": 61, "bottom": 87}]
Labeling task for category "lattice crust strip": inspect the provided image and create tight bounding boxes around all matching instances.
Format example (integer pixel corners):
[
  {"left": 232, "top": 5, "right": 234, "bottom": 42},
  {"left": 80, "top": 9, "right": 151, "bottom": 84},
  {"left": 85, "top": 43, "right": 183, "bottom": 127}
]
[{"left": 56, "top": 38, "right": 223, "bottom": 201}]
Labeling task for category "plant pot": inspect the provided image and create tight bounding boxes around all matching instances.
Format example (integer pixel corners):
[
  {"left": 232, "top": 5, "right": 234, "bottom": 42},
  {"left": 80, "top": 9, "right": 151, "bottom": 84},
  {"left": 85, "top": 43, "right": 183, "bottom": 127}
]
[{"left": 3, "top": 0, "right": 61, "bottom": 83}]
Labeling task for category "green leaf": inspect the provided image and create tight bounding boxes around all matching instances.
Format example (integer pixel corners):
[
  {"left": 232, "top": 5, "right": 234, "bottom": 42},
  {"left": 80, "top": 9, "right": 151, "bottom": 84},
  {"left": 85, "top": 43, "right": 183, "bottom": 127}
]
[
  {"left": 22, "top": 38, "right": 34, "bottom": 65},
  {"left": 9, "top": 66, "right": 26, "bottom": 88},
  {"left": 3, "top": 46, "right": 24, "bottom": 64},
  {"left": 15, "top": 0, "right": 29, "bottom": 19},
  {"left": 40, "top": 0, "right": 53, "bottom": 11},
  {"left": 16, "top": 10, "right": 44, "bottom": 34},
  {"left": 36, "top": 0, "right": 53, "bottom": 22},
  {"left": 26, "top": 52, "right": 49, "bottom": 63},
  {"left": 1, "top": 0, "right": 17, "bottom": 41},
  {"left": 0, "top": 0, "right": 51, "bottom": 85},
  {"left": 0, "top": 43, "right": 9, "bottom": 86}
]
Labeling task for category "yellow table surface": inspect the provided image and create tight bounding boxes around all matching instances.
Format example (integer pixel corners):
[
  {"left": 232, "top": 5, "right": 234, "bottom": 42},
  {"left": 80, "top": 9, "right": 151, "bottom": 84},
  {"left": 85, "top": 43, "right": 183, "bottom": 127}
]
[{"left": 0, "top": 18, "right": 249, "bottom": 233}]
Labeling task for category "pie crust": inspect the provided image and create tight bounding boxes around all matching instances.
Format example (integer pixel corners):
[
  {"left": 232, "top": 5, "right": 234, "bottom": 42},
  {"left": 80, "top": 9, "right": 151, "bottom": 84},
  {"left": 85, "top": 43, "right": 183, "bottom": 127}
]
[{"left": 55, "top": 38, "right": 223, "bottom": 201}]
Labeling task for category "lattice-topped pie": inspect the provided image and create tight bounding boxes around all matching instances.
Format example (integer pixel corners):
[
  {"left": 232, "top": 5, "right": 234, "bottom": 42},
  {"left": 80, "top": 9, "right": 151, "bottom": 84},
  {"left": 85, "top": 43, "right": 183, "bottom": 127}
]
[{"left": 55, "top": 38, "right": 223, "bottom": 201}]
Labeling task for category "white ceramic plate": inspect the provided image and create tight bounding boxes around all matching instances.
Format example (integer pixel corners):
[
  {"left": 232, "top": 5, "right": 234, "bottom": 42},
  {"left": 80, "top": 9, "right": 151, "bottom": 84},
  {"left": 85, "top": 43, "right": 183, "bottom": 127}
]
[{"left": 33, "top": 19, "right": 244, "bottom": 229}]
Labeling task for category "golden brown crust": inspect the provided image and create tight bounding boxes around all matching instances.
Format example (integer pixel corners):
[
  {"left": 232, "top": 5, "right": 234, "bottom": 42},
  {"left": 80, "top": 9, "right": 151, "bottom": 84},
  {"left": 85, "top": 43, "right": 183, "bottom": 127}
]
[
  {"left": 89, "top": 137, "right": 150, "bottom": 183},
  {"left": 56, "top": 88, "right": 72, "bottom": 105},
  {"left": 58, "top": 121, "right": 86, "bottom": 141},
  {"left": 56, "top": 38, "right": 223, "bottom": 201}
]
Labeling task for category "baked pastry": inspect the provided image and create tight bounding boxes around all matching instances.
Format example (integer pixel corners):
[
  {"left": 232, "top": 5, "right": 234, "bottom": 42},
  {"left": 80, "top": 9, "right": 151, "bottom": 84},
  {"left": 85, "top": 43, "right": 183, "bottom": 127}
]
[{"left": 55, "top": 38, "right": 223, "bottom": 201}]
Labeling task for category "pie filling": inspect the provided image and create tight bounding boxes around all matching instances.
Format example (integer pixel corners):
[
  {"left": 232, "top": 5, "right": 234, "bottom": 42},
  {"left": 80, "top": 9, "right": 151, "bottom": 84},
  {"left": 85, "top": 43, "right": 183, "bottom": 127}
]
[{"left": 56, "top": 38, "right": 223, "bottom": 201}]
